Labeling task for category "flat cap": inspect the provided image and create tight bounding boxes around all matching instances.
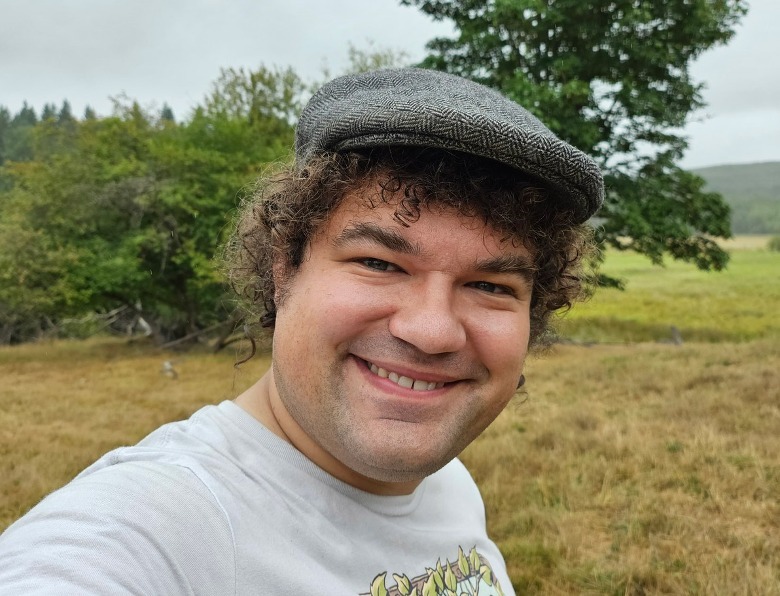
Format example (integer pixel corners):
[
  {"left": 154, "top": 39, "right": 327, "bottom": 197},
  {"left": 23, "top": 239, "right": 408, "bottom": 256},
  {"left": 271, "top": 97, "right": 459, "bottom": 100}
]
[{"left": 296, "top": 67, "right": 604, "bottom": 223}]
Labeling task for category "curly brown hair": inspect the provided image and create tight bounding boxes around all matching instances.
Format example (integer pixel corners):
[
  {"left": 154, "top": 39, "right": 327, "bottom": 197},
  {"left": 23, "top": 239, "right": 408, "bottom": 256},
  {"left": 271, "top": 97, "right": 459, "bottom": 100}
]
[{"left": 227, "top": 147, "right": 593, "bottom": 348}]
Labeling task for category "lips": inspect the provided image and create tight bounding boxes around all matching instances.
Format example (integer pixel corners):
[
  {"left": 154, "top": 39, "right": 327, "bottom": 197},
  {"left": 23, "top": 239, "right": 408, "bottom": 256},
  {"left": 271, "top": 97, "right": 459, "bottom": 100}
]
[{"left": 364, "top": 359, "right": 446, "bottom": 392}]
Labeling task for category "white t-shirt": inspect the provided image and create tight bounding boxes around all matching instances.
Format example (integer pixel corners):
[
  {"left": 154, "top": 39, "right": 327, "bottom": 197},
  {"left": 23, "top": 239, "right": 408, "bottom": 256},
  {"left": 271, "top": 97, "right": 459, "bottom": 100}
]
[{"left": 0, "top": 401, "right": 513, "bottom": 595}]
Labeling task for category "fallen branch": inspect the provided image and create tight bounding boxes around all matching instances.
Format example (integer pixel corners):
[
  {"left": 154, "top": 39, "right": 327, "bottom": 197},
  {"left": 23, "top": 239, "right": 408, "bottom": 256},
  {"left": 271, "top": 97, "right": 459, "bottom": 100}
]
[{"left": 157, "top": 321, "right": 233, "bottom": 350}]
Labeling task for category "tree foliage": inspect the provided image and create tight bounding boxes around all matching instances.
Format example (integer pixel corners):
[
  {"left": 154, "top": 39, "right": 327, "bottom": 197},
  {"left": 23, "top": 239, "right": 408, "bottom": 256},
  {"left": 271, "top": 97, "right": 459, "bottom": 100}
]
[
  {"left": 0, "top": 67, "right": 302, "bottom": 344},
  {"left": 402, "top": 0, "right": 746, "bottom": 275}
]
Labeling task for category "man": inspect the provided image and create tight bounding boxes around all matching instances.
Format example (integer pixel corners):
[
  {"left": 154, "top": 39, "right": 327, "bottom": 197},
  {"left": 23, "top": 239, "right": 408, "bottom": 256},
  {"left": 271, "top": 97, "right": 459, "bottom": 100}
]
[{"left": 0, "top": 68, "right": 603, "bottom": 594}]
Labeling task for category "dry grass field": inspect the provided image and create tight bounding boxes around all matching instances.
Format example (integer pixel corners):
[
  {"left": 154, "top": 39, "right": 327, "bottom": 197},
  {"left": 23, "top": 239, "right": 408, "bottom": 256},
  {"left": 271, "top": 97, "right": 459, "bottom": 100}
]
[
  {"left": 467, "top": 339, "right": 780, "bottom": 594},
  {"left": 1, "top": 240, "right": 778, "bottom": 594}
]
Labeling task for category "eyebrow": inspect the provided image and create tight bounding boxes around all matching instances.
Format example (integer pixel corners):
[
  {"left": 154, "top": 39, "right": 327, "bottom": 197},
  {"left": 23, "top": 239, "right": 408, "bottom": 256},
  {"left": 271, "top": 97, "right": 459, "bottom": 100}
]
[
  {"left": 332, "top": 222, "right": 421, "bottom": 255},
  {"left": 474, "top": 254, "right": 537, "bottom": 285}
]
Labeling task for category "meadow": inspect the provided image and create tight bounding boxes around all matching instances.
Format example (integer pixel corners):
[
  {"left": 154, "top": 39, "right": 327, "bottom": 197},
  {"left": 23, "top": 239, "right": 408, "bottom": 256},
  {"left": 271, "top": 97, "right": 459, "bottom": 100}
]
[{"left": 1, "top": 239, "right": 778, "bottom": 594}]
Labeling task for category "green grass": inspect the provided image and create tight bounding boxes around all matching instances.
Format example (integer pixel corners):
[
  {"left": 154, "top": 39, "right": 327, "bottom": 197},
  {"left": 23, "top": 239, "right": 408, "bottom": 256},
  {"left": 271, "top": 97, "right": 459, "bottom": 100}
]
[{"left": 558, "top": 245, "right": 780, "bottom": 343}]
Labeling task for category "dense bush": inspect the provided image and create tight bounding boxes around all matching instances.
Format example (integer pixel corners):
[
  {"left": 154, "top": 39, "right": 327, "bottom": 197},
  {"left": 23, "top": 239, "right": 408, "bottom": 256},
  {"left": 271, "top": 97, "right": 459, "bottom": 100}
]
[{"left": 0, "top": 68, "right": 302, "bottom": 344}]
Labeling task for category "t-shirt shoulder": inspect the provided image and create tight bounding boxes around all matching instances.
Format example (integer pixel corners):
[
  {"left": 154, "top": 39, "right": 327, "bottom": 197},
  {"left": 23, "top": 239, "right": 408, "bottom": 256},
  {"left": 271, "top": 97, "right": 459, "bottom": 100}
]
[{"left": 0, "top": 460, "right": 236, "bottom": 595}]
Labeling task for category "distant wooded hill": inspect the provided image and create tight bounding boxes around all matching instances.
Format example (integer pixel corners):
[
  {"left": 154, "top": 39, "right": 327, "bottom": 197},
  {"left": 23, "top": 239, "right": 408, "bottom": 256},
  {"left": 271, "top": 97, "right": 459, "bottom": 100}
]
[{"left": 693, "top": 162, "right": 780, "bottom": 234}]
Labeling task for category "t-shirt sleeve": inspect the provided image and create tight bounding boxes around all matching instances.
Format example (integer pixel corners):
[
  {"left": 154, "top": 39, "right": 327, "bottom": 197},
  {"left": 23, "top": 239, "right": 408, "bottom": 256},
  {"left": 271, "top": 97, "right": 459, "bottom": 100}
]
[{"left": 0, "top": 461, "right": 235, "bottom": 595}]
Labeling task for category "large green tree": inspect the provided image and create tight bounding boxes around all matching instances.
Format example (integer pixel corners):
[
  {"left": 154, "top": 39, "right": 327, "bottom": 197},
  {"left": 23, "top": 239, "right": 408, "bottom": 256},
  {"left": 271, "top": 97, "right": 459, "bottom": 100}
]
[{"left": 402, "top": 0, "right": 745, "bottom": 276}]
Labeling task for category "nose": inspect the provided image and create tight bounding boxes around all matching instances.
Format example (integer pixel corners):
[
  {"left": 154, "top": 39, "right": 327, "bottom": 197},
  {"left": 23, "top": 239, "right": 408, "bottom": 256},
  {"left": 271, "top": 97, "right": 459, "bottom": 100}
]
[{"left": 387, "top": 279, "right": 467, "bottom": 354}]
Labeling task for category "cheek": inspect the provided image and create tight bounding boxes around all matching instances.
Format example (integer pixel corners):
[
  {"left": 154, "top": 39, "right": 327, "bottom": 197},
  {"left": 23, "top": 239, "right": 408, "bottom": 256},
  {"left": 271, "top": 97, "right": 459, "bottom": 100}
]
[
  {"left": 470, "top": 311, "right": 530, "bottom": 377},
  {"left": 276, "top": 275, "right": 362, "bottom": 353},
  {"left": 314, "top": 278, "right": 395, "bottom": 335}
]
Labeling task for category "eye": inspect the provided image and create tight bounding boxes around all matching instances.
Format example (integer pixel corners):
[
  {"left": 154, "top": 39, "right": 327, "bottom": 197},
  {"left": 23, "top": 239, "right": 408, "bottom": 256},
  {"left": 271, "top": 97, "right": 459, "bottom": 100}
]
[
  {"left": 468, "top": 281, "right": 514, "bottom": 296},
  {"left": 361, "top": 258, "right": 400, "bottom": 272}
]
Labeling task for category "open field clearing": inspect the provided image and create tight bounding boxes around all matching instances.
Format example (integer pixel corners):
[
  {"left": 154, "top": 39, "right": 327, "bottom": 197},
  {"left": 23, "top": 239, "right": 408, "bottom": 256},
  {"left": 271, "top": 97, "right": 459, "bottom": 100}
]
[
  {"left": 559, "top": 241, "right": 780, "bottom": 343},
  {"left": 716, "top": 234, "right": 775, "bottom": 250},
  {"left": 1, "top": 240, "right": 778, "bottom": 593}
]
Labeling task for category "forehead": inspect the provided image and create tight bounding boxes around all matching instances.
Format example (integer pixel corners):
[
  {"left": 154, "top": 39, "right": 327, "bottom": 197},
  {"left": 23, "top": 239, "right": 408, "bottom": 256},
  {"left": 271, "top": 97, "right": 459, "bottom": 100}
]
[{"left": 317, "top": 186, "right": 530, "bottom": 260}]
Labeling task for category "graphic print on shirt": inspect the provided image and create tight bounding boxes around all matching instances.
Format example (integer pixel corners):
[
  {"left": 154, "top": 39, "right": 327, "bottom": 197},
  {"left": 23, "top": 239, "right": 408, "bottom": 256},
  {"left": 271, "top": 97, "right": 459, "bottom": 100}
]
[{"left": 363, "top": 546, "right": 505, "bottom": 596}]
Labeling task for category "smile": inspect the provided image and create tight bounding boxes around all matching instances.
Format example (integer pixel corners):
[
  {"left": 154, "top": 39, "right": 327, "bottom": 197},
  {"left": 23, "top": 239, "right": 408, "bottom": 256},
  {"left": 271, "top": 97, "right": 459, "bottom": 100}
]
[{"left": 364, "top": 360, "right": 446, "bottom": 392}]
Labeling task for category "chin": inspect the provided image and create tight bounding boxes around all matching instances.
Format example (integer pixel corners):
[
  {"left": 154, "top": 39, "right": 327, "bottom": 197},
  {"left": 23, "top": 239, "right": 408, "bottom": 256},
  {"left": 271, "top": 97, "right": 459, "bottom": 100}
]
[{"left": 341, "top": 437, "right": 461, "bottom": 484}]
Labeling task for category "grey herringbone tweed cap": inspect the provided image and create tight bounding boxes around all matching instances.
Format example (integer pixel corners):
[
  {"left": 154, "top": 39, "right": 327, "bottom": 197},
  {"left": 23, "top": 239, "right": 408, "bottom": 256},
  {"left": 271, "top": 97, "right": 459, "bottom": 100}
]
[{"left": 296, "top": 67, "right": 604, "bottom": 223}]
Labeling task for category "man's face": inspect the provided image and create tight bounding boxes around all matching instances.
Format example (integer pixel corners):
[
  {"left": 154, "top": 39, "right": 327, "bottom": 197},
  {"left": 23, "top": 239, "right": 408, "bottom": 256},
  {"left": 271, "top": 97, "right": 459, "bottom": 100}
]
[{"left": 269, "top": 186, "right": 534, "bottom": 491}]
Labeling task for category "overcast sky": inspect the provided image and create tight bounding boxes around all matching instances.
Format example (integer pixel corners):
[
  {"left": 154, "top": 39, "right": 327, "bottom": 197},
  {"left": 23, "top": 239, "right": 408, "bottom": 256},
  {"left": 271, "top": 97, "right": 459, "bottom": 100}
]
[{"left": 1, "top": 0, "right": 777, "bottom": 169}]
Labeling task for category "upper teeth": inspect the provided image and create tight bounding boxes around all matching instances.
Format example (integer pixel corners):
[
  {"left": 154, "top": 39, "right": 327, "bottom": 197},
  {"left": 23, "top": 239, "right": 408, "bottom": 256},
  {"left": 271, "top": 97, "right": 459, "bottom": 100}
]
[{"left": 368, "top": 362, "right": 445, "bottom": 391}]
